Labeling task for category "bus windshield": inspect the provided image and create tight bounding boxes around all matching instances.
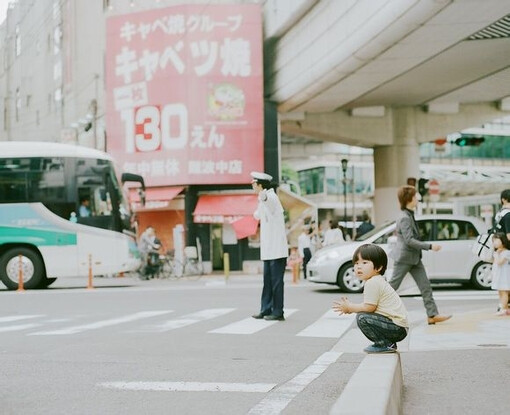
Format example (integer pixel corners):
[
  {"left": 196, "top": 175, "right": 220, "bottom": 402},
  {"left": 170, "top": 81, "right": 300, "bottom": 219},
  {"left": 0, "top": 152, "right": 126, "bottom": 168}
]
[
  {"left": 0, "top": 155, "right": 134, "bottom": 233},
  {"left": 0, "top": 142, "right": 144, "bottom": 290}
]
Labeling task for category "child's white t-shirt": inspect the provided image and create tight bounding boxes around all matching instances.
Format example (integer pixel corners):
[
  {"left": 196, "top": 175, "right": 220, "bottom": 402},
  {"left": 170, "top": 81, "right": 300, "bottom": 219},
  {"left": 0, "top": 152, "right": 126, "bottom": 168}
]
[{"left": 363, "top": 275, "right": 409, "bottom": 328}]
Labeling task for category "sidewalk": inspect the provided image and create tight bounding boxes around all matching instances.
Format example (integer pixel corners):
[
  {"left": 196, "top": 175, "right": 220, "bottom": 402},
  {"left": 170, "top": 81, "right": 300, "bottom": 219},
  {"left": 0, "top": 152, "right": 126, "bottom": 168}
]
[{"left": 330, "top": 307, "right": 510, "bottom": 414}]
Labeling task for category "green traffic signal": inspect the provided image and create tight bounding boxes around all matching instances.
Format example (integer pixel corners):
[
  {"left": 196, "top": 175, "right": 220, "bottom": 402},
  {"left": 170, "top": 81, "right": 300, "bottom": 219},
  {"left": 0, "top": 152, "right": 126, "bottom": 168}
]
[{"left": 454, "top": 136, "right": 485, "bottom": 147}]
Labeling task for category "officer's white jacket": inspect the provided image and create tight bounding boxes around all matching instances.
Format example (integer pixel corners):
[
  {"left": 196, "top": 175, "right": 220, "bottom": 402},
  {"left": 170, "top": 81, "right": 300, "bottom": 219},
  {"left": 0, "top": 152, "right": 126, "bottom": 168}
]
[{"left": 253, "top": 188, "right": 288, "bottom": 260}]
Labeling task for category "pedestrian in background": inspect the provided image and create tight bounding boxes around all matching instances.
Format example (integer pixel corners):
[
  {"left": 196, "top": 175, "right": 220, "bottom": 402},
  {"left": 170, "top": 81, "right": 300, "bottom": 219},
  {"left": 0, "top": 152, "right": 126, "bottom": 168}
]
[
  {"left": 287, "top": 247, "right": 302, "bottom": 284},
  {"left": 495, "top": 189, "right": 510, "bottom": 240},
  {"left": 491, "top": 232, "right": 510, "bottom": 316},
  {"left": 251, "top": 171, "right": 289, "bottom": 321},
  {"left": 388, "top": 185, "right": 451, "bottom": 325},
  {"left": 333, "top": 244, "right": 408, "bottom": 353},
  {"left": 309, "top": 226, "right": 322, "bottom": 254},
  {"left": 323, "top": 220, "right": 345, "bottom": 245},
  {"left": 357, "top": 211, "right": 375, "bottom": 237},
  {"left": 298, "top": 226, "right": 312, "bottom": 279}
]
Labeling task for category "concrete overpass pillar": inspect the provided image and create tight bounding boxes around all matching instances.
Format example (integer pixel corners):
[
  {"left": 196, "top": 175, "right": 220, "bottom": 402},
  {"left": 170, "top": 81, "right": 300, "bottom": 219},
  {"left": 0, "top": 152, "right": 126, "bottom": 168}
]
[{"left": 373, "top": 108, "right": 420, "bottom": 225}]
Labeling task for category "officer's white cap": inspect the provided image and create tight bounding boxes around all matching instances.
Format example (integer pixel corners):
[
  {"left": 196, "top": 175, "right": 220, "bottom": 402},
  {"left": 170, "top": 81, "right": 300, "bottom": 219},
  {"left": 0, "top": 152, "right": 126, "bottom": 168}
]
[{"left": 250, "top": 171, "right": 273, "bottom": 182}]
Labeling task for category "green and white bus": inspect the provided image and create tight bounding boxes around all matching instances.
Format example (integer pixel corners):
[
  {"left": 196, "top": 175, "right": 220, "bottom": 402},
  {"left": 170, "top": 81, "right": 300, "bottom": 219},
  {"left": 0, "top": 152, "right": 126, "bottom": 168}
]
[{"left": 0, "top": 141, "right": 145, "bottom": 290}]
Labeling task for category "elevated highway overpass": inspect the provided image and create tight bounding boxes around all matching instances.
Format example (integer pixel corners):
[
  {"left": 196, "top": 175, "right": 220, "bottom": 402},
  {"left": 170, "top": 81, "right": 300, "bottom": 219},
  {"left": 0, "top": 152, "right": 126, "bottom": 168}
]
[{"left": 262, "top": 0, "right": 510, "bottom": 223}]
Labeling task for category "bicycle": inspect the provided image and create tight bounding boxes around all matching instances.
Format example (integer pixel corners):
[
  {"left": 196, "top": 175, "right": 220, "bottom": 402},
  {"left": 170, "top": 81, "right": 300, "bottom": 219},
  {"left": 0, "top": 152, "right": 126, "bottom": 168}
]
[{"left": 157, "top": 249, "right": 204, "bottom": 280}]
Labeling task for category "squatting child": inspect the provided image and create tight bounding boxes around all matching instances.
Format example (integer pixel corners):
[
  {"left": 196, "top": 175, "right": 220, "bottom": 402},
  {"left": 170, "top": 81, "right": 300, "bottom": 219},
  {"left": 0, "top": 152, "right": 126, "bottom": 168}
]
[
  {"left": 332, "top": 244, "right": 409, "bottom": 353},
  {"left": 491, "top": 232, "right": 510, "bottom": 316}
]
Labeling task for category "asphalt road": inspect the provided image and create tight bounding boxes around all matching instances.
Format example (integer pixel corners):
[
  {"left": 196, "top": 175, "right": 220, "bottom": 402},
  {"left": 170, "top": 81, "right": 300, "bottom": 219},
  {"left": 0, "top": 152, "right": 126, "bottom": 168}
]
[{"left": 0, "top": 274, "right": 504, "bottom": 414}]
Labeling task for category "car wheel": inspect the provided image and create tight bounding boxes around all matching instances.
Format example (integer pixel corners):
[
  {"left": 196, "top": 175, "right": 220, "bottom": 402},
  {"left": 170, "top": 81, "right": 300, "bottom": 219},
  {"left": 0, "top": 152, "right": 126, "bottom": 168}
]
[
  {"left": 0, "top": 247, "right": 45, "bottom": 290},
  {"left": 337, "top": 263, "right": 364, "bottom": 293},
  {"left": 470, "top": 262, "right": 492, "bottom": 290}
]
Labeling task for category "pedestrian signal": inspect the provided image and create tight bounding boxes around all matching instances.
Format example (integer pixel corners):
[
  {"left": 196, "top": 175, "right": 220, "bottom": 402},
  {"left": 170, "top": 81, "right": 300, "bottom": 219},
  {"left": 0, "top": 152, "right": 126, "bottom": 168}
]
[
  {"left": 454, "top": 136, "right": 485, "bottom": 147},
  {"left": 418, "top": 178, "right": 429, "bottom": 197}
]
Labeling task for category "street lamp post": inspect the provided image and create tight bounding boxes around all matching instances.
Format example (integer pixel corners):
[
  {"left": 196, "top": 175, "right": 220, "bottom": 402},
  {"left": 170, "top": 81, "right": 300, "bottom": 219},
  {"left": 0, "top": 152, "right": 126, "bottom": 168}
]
[{"left": 341, "top": 158, "right": 348, "bottom": 229}]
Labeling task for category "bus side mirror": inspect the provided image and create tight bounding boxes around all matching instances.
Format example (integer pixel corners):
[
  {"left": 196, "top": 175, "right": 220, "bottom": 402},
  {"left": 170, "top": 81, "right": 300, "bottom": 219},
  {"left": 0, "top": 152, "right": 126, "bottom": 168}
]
[
  {"left": 121, "top": 173, "right": 146, "bottom": 206},
  {"left": 121, "top": 173, "right": 145, "bottom": 190}
]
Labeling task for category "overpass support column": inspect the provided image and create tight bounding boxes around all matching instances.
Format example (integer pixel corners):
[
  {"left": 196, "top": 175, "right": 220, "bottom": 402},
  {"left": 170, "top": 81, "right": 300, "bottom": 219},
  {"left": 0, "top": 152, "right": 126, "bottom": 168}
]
[{"left": 373, "top": 108, "right": 420, "bottom": 225}]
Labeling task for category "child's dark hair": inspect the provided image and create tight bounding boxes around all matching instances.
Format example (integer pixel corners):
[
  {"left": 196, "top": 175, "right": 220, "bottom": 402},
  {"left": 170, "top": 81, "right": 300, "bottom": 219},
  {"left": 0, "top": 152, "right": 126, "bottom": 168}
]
[
  {"left": 492, "top": 232, "right": 510, "bottom": 250},
  {"left": 352, "top": 244, "right": 388, "bottom": 275}
]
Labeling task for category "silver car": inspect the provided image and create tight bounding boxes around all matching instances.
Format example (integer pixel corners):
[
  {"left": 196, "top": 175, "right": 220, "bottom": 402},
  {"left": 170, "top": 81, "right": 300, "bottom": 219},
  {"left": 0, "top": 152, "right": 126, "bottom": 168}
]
[{"left": 307, "top": 214, "right": 491, "bottom": 293}]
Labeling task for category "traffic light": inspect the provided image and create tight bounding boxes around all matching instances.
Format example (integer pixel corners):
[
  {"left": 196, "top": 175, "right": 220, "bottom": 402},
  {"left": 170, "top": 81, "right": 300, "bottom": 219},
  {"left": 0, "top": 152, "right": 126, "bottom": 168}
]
[
  {"left": 454, "top": 135, "right": 485, "bottom": 147},
  {"left": 418, "top": 178, "right": 429, "bottom": 197}
]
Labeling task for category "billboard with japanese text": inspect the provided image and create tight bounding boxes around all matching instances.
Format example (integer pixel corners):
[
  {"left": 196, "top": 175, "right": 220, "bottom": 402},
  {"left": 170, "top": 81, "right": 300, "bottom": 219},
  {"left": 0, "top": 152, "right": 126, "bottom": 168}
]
[{"left": 105, "top": 4, "right": 263, "bottom": 186}]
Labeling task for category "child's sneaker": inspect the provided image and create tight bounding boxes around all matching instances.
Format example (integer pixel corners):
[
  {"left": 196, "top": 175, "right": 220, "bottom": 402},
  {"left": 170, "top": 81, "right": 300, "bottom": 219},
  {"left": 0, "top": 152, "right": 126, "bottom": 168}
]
[
  {"left": 363, "top": 344, "right": 396, "bottom": 354},
  {"left": 495, "top": 309, "right": 507, "bottom": 316}
]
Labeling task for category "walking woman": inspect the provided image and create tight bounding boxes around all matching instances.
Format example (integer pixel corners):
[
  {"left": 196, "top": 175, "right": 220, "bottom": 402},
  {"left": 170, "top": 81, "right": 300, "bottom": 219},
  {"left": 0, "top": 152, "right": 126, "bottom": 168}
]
[{"left": 389, "top": 185, "right": 451, "bottom": 325}]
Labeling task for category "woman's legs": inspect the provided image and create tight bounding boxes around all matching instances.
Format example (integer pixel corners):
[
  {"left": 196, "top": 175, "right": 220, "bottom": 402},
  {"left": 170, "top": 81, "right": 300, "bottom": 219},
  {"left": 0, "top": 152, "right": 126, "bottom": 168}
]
[
  {"left": 499, "top": 291, "right": 509, "bottom": 310},
  {"left": 409, "top": 261, "right": 439, "bottom": 318}
]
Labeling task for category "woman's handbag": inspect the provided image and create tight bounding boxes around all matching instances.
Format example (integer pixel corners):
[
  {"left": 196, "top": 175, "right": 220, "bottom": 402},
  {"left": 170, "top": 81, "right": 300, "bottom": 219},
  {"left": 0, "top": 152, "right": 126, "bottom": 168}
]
[
  {"left": 472, "top": 208, "right": 510, "bottom": 262},
  {"left": 471, "top": 232, "right": 493, "bottom": 262}
]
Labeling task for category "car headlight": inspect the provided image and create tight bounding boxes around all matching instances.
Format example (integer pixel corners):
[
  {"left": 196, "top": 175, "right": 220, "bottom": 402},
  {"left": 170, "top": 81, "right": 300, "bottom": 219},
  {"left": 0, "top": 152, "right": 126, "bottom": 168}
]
[{"left": 314, "top": 250, "right": 341, "bottom": 264}]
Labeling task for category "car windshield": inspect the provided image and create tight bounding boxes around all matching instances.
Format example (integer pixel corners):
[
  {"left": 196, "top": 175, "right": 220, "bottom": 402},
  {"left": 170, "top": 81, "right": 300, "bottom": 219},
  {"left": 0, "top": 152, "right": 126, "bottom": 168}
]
[{"left": 355, "top": 221, "right": 394, "bottom": 241}]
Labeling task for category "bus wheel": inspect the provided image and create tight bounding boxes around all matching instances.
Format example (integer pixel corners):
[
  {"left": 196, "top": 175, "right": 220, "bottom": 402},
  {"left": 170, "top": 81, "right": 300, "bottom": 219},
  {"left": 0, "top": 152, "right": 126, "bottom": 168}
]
[
  {"left": 42, "top": 277, "right": 57, "bottom": 288},
  {"left": 0, "top": 248, "right": 45, "bottom": 290},
  {"left": 35, "top": 277, "right": 57, "bottom": 289}
]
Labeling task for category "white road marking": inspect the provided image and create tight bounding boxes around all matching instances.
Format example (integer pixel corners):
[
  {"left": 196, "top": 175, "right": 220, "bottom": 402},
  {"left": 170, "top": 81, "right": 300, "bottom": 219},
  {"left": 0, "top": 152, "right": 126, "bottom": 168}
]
[
  {"left": 28, "top": 311, "right": 173, "bottom": 335},
  {"left": 0, "top": 315, "right": 44, "bottom": 323},
  {"left": 297, "top": 310, "right": 355, "bottom": 338},
  {"left": 209, "top": 309, "right": 298, "bottom": 334},
  {"left": 414, "top": 294, "right": 498, "bottom": 301},
  {"left": 145, "top": 308, "right": 235, "bottom": 332},
  {"left": 0, "top": 323, "right": 41, "bottom": 332},
  {"left": 248, "top": 351, "right": 342, "bottom": 414},
  {"left": 99, "top": 381, "right": 276, "bottom": 393}
]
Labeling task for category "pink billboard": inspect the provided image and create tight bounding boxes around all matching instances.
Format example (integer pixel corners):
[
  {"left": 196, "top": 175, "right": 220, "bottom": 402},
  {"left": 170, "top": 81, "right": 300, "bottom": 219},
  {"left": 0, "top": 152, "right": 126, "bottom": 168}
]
[{"left": 105, "top": 4, "right": 264, "bottom": 186}]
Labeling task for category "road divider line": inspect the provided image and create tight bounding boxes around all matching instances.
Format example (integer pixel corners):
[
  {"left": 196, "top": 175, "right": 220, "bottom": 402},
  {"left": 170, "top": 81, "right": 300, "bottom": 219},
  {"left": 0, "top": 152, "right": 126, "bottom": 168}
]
[
  {"left": 28, "top": 311, "right": 173, "bottom": 335},
  {"left": 209, "top": 309, "right": 298, "bottom": 334},
  {"left": 99, "top": 381, "right": 276, "bottom": 393},
  {"left": 248, "top": 351, "right": 342, "bottom": 414}
]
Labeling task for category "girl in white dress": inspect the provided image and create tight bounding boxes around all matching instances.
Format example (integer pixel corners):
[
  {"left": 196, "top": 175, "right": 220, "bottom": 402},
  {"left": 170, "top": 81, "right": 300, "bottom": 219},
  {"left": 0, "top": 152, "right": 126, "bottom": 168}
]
[{"left": 491, "top": 232, "right": 510, "bottom": 316}]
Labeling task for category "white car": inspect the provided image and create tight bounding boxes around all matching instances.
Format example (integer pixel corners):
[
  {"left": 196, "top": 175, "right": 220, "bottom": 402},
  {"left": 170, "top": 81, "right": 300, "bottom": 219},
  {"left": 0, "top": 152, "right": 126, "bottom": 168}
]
[{"left": 307, "top": 214, "right": 491, "bottom": 293}]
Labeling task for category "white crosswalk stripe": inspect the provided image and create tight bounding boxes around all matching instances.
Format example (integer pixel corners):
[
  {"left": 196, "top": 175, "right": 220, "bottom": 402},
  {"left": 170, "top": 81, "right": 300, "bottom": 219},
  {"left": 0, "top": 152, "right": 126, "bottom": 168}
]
[
  {"left": 414, "top": 291, "right": 497, "bottom": 301},
  {"left": 297, "top": 310, "right": 355, "bottom": 338},
  {"left": 209, "top": 309, "right": 298, "bottom": 334},
  {"left": 0, "top": 315, "right": 44, "bottom": 323},
  {"left": 28, "top": 311, "right": 173, "bottom": 335},
  {"left": 139, "top": 308, "right": 235, "bottom": 333},
  {"left": 0, "top": 307, "right": 359, "bottom": 339},
  {"left": 0, "top": 323, "right": 41, "bottom": 332}
]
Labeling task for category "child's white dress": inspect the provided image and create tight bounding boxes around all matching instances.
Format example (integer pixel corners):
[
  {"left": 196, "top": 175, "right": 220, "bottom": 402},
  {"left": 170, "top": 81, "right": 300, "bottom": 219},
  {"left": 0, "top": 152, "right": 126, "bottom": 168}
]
[{"left": 491, "top": 250, "right": 510, "bottom": 290}]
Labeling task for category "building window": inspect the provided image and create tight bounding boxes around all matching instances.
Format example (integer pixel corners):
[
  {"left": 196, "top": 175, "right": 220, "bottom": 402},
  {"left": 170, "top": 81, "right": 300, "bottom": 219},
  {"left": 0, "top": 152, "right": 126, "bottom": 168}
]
[{"left": 299, "top": 167, "right": 325, "bottom": 195}]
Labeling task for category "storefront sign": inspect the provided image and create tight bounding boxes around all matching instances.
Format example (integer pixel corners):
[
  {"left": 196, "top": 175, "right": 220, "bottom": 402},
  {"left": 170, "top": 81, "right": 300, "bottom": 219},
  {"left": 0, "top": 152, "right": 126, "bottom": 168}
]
[{"left": 106, "top": 4, "right": 264, "bottom": 186}]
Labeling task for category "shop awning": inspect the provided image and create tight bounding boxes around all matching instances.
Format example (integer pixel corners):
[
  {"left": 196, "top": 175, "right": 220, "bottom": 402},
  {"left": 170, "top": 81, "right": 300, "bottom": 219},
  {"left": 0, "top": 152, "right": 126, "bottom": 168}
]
[
  {"left": 130, "top": 186, "right": 185, "bottom": 203},
  {"left": 193, "top": 194, "right": 258, "bottom": 224}
]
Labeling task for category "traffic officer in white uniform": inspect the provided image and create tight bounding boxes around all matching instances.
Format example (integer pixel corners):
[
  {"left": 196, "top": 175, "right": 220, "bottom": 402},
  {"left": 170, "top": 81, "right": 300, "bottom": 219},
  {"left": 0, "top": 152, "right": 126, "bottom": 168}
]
[{"left": 250, "top": 171, "right": 289, "bottom": 321}]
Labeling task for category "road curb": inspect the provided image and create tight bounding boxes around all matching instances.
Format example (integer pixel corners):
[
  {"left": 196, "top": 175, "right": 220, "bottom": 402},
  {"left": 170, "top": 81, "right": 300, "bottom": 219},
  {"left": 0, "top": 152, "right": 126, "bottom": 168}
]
[{"left": 330, "top": 353, "right": 402, "bottom": 415}]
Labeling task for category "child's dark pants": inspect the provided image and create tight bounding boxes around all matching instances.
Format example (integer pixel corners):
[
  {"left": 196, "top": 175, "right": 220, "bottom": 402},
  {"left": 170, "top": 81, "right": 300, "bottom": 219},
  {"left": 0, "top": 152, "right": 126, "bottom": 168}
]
[{"left": 356, "top": 312, "right": 407, "bottom": 347}]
